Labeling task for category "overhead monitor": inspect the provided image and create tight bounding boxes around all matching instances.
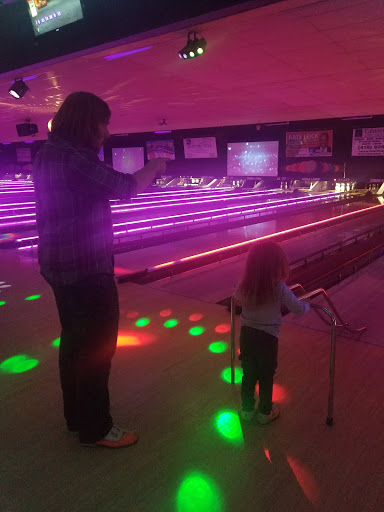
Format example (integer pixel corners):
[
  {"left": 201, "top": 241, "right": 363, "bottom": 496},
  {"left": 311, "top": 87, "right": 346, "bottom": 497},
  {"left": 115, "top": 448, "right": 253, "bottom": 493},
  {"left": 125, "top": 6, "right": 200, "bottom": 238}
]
[
  {"left": 227, "top": 141, "right": 279, "bottom": 177},
  {"left": 27, "top": 0, "right": 84, "bottom": 36},
  {"left": 112, "top": 147, "right": 144, "bottom": 175}
]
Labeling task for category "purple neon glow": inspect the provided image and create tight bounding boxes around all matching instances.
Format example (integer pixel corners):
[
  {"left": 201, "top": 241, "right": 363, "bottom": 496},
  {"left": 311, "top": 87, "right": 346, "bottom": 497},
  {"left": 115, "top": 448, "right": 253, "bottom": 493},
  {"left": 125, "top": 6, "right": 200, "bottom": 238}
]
[
  {"left": 24, "top": 75, "right": 38, "bottom": 81},
  {"left": 24, "top": 141, "right": 34, "bottom": 144},
  {"left": 16, "top": 193, "right": 340, "bottom": 244},
  {"left": 154, "top": 131, "right": 172, "bottom": 134},
  {"left": 2, "top": 142, "right": 11, "bottom": 145},
  {"left": 104, "top": 46, "right": 152, "bottom": 60},
  {"left": 0, "top": 189, "right": 280, "bottom": 220}
]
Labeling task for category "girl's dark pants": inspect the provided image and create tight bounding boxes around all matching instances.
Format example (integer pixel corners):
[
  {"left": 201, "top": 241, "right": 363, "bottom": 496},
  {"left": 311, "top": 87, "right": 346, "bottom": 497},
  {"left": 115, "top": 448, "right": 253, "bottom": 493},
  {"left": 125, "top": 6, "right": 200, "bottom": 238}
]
[
  {"left": 50, "top": 274, "right": 119, "bottom": 443},
  {"left": 239, "top": 325, "right": 278, "bottom": 415}
]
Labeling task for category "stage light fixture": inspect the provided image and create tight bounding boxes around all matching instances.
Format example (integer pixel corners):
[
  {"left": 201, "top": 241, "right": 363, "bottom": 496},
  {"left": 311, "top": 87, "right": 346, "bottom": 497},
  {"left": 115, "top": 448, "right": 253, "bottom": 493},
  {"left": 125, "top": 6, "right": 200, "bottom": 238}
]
[
  {"left": 8, "top": 78, "right": 29, "bottom": 99},
  {"left": 179, "top": 32, "right": 206, "bottom": 60}
]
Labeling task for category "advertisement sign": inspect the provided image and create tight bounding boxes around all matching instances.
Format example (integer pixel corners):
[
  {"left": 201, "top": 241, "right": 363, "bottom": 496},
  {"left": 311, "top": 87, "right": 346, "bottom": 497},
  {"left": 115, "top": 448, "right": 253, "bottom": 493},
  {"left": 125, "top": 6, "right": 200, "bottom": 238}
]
[
  {"left": 183, "top": 137, "right": 218, "bottom": 159},
  {"left": 286, "top": 130, "right": 333, "bottom": 157},
  {"left": 352, "top": 128, "right": 384, "bottom": 156},
  {"left": 146, "top": 140, "right": 175, "bottom": 160},
  {"left": 16, "top": 147, "right": 31, "bottom": 162}
]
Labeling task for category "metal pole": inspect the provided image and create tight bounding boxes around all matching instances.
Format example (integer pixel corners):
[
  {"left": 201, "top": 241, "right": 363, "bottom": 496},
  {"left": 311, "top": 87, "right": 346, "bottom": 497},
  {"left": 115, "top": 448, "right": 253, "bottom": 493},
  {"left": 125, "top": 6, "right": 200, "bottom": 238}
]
[
  {"left": 327, "top": 318, "right": 336, "bottom": 426},
  {"left": 230, "top": 295, "right": 236, "bottom": 385},
  {"left": 311, "top": 304, "right": 336, "bottom": 426}
]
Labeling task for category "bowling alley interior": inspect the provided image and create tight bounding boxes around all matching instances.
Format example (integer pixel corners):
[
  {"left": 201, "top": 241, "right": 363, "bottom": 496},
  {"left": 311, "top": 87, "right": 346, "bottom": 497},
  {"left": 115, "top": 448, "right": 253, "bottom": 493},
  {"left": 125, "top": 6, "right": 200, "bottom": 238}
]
[{"left": 1, "top": 1, "right": 384, "bottom": 511}]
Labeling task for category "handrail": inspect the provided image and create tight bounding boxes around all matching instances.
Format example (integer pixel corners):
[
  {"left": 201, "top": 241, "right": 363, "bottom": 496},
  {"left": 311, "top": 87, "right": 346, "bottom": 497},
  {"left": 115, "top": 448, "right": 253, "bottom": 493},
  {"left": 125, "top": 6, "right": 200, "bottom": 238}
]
[
  {"left": 230, "top": 287, "right": 367, "bottom": 426},
  {"left": 289, "top": 224, "right": 384, "bottom": 271},
  {"left": 290, "top": 284, "right": 367, "bottom": 335}
]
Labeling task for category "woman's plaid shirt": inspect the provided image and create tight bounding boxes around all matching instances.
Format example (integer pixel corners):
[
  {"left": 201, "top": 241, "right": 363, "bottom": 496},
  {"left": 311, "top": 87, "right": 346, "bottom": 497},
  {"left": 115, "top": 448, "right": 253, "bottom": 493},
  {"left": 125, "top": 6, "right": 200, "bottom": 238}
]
[{"left": 33, "top": 135, "right": 136, "bottom": 285}]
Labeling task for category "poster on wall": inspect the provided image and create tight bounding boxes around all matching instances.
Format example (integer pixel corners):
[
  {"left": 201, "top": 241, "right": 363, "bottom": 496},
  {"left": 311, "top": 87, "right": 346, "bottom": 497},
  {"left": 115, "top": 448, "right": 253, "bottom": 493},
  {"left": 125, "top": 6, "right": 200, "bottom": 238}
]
[
  {"left": 183, "top": 137, "right": 218, "bottom": 159},
  {"left": 286, "top": 130, "right": 333, "bottom": 157},
  {"left": 16, "top": 147, "right": 31, "bottom": 162},
  {"left": 146, "top": 140, "right": 175, "bottom": 160},
  {"left": 352, "top": 128, "right": 384, "bottom": 156}
]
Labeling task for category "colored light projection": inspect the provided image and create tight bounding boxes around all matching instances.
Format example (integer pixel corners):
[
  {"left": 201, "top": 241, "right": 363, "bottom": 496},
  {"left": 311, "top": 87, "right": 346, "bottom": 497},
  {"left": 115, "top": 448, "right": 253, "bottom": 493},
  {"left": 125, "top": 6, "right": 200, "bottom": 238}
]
[
  {"left": 176, "top": 472, "right": 224, "bottom": 512},
  {"left": 0, "top": 354, "right": 39, "bottom": 373},
  {"left": 24, "top": 295, "right": 40, "bottom": 301},
  {"left": 117, "top": 331, "right": 156, "bottom": 347},
  {"left": 52, "top": 337, "right": 60, "bottom": 347},
  {"left": 215, "top": 411, "right": 244, "bottom": 446},
  {"left": 164, "top": 319, "right": 178, "bottom": 328},
  {"left": 214, "top": 324, "right": 230, "bottom": 334},
  {"left": 160, "top": 309, "right": 172, "bottom": 317},
  {"left": 221, "top": 367, "right": 242, "bottom": 384},
  {"left": 135, "top": 317, "right": 150, "bottom": 327},
  {"left": 189, "top": 313, "right": 203, "bottom": 321},
  {"left": 208, "top": 342, "right": 228, "bottom": 353},
  {"left": 0, "top": 301, "right": 6, "bottom": 306},
  {"left": 255, "top": 382, "right": 288, "bottom": 403},
  {"left": 287, "top": 456, "right": 319, "bottom": 505},
  {"left": 189, "top": 326, "right": 205, "bottom": 336}
]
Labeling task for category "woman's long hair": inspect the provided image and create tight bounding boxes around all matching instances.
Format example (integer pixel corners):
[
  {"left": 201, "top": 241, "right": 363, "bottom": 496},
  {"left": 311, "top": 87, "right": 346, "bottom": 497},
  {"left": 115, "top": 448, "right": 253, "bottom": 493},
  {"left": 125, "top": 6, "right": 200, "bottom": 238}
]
[
  {"left": 51, "top": 91, "right": 111, "bottom": 149},
  {"left": 236, "top": 241, "right": 289, "bottom": 306}
]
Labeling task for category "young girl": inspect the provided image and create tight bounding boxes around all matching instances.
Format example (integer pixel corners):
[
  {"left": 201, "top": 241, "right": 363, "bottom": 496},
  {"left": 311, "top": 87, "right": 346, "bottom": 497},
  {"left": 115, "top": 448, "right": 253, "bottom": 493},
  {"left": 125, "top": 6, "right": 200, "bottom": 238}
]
[{"left": 235, "top": 241, "right": 310, "bottom": 424}]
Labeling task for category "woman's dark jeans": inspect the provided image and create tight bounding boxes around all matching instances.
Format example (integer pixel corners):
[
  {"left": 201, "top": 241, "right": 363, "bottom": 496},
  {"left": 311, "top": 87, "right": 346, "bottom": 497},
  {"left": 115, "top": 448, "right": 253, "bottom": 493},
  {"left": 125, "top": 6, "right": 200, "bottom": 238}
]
[{"left": 50, "top": 274, "right": 119, "bottom": 443}]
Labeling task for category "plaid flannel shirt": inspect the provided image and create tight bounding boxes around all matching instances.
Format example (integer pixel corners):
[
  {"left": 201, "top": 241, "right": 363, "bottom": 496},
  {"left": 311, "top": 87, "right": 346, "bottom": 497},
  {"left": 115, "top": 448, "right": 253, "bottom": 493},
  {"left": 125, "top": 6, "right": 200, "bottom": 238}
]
[{"left": 33, "top": 134, "right": 137, "bottom": 285}]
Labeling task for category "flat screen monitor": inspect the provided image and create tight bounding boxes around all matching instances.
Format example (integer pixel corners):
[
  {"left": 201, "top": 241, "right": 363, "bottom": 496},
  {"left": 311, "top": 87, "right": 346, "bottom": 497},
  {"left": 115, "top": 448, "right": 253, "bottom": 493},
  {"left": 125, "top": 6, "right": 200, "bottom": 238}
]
[
  {"left": 112, "top": 147, "right": 144, "bottom": 175},
  {"left": 227, "top": 141, "right": 279, "bottom": 177},
  {"left": 27, "top": 0, "right": 84, "bottom": 36}
]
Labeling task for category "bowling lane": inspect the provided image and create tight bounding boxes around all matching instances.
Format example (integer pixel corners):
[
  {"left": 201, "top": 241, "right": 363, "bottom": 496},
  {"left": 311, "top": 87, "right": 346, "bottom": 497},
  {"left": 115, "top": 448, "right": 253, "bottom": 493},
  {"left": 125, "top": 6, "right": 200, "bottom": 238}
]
[
  {"left": 114, "top": 200, "right": 375, "bottom": 275},
  {"left": 143, "top": 201, "right": 384, "bottom": 302}
]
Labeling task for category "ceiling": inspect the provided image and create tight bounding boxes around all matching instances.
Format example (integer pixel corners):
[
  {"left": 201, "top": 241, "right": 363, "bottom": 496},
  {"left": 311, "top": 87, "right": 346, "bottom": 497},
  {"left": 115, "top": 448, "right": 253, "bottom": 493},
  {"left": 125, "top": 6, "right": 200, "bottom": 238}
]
[{"left": 1, "top": 0, "right": 384, "bottom": 143}]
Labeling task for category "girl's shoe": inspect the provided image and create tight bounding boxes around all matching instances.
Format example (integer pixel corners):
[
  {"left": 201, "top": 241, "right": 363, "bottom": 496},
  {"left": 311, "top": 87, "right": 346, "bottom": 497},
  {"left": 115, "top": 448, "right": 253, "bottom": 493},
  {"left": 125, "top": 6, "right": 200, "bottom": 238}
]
[
  {"left": 240, "top": 409, "right": 255, "bottom": 421},
  {"left": 257, "top": 405, "right": 280, "bottom": 425}
]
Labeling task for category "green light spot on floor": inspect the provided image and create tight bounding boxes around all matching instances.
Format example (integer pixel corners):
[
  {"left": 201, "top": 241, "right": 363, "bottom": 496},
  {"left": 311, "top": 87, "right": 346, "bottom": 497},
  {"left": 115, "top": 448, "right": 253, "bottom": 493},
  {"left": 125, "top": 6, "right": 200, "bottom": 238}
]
[
  {"left": 24, "top": 295, "right": 40, "bottom": 301},
  {"left": 164, "top": 319, "right": 178, "bottom": 328},
  {"left": 215, "top": 411, "right": 244, "bottom": 446},
  {"left": 0, "top": 355, "right": 39, "bottom": 374},
  {"left": 221, "top": 366, "right": 242, "bottom": 384},
  {"left": 189, "top": 326, "right": 205, "bottom": 336},
  {"left": 209, "top": 342, "right": 228, "bottom": 353},
  {"left": 135, "top": 317, "right": 150, "bottom": 327},
  {"left": 52, "top": 338, "right": 60, "bottom": 347},
  {"left": 177, "top": 471, "right": 224, "bottom": 512},
  {"left": 0, "top": 300, "right": 6, "bottom": 306}
]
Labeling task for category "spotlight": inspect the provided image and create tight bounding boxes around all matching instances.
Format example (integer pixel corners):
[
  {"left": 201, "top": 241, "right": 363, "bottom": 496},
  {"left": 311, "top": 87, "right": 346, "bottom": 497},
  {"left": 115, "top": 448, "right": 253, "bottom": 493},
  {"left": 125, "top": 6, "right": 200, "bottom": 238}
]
[
  {"left": 8, "top": 78, "right": 29, "bottom": 99},
  {"left": 178, "top": 31, "right": 206, "bottom": 60}
]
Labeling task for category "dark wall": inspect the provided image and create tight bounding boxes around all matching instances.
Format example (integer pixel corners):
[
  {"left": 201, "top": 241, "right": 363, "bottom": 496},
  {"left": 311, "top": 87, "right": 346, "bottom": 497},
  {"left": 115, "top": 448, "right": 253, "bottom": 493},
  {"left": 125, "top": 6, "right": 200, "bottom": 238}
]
[
  {"left": 105, "top": 115, "right": 384, "bottom": 180},
  {"left": 2, "top": 115, "right": 384, "bottom": 180}
]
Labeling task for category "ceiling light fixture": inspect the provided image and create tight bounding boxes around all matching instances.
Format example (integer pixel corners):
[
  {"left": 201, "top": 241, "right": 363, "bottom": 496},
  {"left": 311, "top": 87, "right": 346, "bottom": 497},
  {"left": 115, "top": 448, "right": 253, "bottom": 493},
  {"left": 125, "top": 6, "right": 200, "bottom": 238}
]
[
  {"left": 8, "top": 78, "right": 29, "bottom": 99},
  {"left": 178, "top": 31, "right": 206, "bottom": 60}
]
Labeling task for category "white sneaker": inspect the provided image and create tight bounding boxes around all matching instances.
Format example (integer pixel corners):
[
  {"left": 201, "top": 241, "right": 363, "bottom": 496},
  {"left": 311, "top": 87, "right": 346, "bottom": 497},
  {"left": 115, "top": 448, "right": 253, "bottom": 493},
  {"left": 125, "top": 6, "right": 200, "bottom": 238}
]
[
  {"left": 240, "top": 410, "right": 255, "bottom": 421},
  {"left": 257, "top": 405, "right": 280, "bottom": 425}
]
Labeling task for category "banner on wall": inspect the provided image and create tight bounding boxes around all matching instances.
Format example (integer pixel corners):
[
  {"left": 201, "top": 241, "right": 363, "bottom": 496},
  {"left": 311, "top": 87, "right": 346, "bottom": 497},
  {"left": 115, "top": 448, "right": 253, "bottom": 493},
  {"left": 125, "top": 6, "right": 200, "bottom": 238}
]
[
  {"left": 352, "top": 128, "right": 384, "bottom": 156},
  {"left": 183, "top": 137, "right": 218, "bottom": 159},
  {"left": 16, "top": 147, "right": 31, "bottom": 162},
  {"left": 146, "top": 140, "right": 175, "bottom": 160},
  {"left": 286, "top": 130, "right": 333, "bottom": 157}
]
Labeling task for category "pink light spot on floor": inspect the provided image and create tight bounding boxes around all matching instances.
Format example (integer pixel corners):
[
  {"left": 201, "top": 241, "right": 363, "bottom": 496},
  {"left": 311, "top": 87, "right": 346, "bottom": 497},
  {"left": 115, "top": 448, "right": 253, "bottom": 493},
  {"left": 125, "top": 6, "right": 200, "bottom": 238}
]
[
  {"left": 189, "top": 313, "right": 203, "bottom": 321},
  {"left": 264, "top": 448, "right": 272, "bottom": 463},
  {"left": 159, "top": 309, "right": 172, "bottom": 317},
  {"left": 286, "top": 455, "right": 320, "bottom": 505},
  {"left": 126, "top": 311, "right": 139, "bottom": 319},
  {"left": 255, "top": 383, "right": 288, "bottom": 402},
  {"left": 215, "top": 323, "right": 231, "bottom": 333},
  {"left": 117, "top": 330, "right": 156, "bottom": 347}
]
